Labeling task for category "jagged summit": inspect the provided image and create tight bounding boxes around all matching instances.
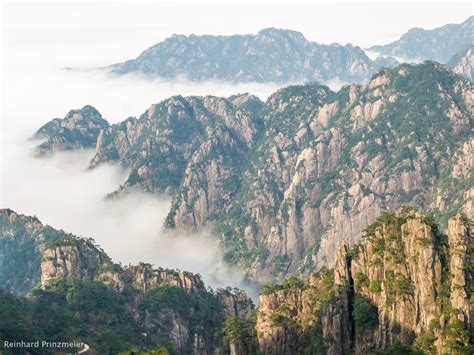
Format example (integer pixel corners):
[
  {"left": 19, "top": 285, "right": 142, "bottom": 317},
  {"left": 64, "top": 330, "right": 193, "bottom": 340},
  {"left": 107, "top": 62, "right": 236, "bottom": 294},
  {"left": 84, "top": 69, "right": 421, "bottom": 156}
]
[{"left": 32, "top": 104, "right": 109, "bottom": 155}]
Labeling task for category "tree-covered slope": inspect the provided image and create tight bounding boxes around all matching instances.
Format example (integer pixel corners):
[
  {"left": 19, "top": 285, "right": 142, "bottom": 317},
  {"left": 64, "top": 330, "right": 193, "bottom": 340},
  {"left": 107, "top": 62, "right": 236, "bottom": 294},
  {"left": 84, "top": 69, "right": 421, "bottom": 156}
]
[{"left": 0, "top": 209, "right": 255, "bottom": 354}]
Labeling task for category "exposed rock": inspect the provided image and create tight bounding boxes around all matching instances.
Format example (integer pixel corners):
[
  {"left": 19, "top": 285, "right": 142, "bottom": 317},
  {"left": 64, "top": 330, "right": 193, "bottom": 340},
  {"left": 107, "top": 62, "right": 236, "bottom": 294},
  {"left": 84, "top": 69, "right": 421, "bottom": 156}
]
[
  {"left": 80, "top": 62, "right": 474, "bottom": 284},
  {"left": 255, "top": 210, "right": 474, "bottom": 354},
  {"left": 0, "top": 208, "right": 255, "bottom": 354},
  {"left": 32, "top": 105, "right": 109, "bottom": 155}
]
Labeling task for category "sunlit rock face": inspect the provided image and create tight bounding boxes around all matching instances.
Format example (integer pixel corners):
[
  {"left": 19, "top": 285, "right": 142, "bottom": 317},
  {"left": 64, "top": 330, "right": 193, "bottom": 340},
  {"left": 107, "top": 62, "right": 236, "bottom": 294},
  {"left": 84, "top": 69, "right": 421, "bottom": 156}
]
[
  {"left": 255, "top": 210, "right": 473, "bottom": 354},
  {"left": 37, "top": 62, "right": 473, "bottom": 284}
]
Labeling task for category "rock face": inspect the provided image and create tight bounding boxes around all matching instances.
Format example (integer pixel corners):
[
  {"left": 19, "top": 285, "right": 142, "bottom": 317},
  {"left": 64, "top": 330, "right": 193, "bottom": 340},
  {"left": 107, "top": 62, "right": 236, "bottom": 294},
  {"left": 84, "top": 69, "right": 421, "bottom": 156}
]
[
  {"left": 449, "top": 45, "right": 474, "bottom": 81},
  {"left": 368, "top": 16, "right": 473, "bottom": 63},
  {"left": 32, "top": 105, "right": 109, "bottom": 155},
  {"left": 0, "top": 209, "right": 254, "bottom": 354},
  {"left": 110, "top": 28, "right": 397, "bottom": 84},
  {"left": 85, "top": 62, "right": 473, "bottom": 284},
  {"left": 255, "top": 210, "right": 473, "bottom": 354}
]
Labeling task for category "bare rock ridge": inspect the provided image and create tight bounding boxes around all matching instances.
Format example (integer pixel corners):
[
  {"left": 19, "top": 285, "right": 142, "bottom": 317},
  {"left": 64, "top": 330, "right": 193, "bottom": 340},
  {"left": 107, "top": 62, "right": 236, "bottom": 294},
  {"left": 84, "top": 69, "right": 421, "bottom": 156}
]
[
  {"left": 33, "top": 62, "right": 474, "bottom": 285},
  {"left": 0, "top": 209, "right": 254, "bottom": 354},
  {"left": 32, "top": 105, "right": 109, "bottom": 155},
  {"left": 256, "top": 209, "right": 473, "bottom": 354}
]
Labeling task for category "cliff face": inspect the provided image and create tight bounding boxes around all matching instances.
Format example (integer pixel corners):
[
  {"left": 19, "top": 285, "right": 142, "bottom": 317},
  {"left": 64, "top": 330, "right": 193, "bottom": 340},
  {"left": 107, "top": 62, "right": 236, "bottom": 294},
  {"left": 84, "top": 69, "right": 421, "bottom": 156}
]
[
  {"left": 32, "top": 105, "right": 109, "bottom": 155},
  {"left": 0, "top": 209, "right": 254, "bottom": 354},
  {"left": 256, "top": 210, "right": 473, "bottom": 354},
  {"left": 50, "top": 62, "right": 472, "bottom": 284}
]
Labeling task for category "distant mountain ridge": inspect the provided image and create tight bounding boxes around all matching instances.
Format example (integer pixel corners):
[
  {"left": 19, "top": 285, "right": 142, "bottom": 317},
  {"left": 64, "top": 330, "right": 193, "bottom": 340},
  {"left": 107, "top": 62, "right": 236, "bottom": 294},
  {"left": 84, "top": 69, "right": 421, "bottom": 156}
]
[
  {"left": 368, "top": 16, "right": 473, "bottom": 63},
  {"left": 110, "top": 28, "right": 398, "bottom": 84}
]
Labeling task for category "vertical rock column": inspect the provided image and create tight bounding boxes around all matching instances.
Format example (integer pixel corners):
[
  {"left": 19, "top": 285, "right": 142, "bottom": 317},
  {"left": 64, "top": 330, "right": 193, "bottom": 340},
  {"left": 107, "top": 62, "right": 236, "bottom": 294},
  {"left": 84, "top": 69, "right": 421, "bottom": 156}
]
[{"left": 448, "top": 214, "right": 473, "bottom": 338}]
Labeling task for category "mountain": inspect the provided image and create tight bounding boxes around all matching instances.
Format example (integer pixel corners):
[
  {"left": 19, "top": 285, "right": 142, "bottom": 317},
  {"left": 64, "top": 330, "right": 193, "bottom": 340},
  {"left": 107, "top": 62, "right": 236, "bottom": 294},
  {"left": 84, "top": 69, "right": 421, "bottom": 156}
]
[
  {"left": 69, "top": 62, "right": 472, "bottom": 284},
  {"left": 2, "top": 208, "right": 472, "bottom": 354},
  {"left": 256, "top": 209, "right": 473, "bottom": 354},
  {"left": 32, "top": 105, "right": 110, "bottom": 155},
  {"left": 0, "top": 209, "right": 255, "bottom": 354},
  {"left": 368, "top": 16, "right": 473, "bottom": 63},
  {"left": 109, "top": 28, "right": 397, "bottom": 84},
  {"left": 448, "top": 46, "right": 474, "bottom": 81}
]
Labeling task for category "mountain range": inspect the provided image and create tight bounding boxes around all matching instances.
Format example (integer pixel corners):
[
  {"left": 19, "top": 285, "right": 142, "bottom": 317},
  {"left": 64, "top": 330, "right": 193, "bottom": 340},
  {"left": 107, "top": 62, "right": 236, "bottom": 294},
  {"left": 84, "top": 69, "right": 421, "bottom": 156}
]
[
  {"left": 109, "top": 17, "right": 473, "bottom": 84},
  {"left": 3, "top": 15, "right": 474, "bottom": 355},
  {"left": 1, "top": 207, "right": 471, "bottom": 354},
  {"left": 34, "top": 61, "right": 473, "bottom": 285},
  {"left": 109, "top": 28, "right": 398, "bottom": 84}
]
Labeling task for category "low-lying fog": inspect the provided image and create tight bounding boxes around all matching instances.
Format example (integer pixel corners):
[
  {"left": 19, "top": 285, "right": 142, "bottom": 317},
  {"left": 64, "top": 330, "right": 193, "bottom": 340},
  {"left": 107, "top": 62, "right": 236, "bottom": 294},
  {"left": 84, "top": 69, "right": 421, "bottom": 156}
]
[{"left": 2, "top": 10, "right": 282, "bottom": 300}]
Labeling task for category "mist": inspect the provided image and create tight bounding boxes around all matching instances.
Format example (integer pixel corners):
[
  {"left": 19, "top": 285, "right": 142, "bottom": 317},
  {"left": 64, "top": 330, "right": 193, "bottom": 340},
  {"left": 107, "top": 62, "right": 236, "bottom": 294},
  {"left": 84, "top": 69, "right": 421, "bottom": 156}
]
[
  {"left": 1, "top": 8, "right": 282, "bottom": 300},
  {"left": 2, "top": 67, "right": 273, "bottom": 299}
]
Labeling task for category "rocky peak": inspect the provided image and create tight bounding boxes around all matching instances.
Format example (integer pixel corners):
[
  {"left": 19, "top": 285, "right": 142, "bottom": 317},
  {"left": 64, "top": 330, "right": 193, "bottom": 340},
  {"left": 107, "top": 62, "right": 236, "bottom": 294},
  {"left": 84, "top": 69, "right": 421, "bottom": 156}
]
[{"left": 32, "top": 105, "right": 109, "bottom": 155}]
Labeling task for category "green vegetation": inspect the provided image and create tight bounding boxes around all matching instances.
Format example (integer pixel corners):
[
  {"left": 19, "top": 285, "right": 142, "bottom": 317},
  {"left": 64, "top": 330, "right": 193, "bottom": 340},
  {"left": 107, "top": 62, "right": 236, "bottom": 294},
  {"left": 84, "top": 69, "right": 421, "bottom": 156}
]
[
  {"left": 369, "top": 341, "right": 424, "bottom": 354},
  {"left": 260, "top": 275, "right": 304, "bottom": 295},
  {"left": 0, "top": 280, "right": 145, "bottom": 354},
  {"left": 354, "top": 272, "right": 370, "bottom": 289},
  {"left": 353, "top": 294, "right": 378, "bottom": 328},
  {"left": 370, "top": 280, "right": 382, "bottom": 293},
  {"left": 444, "top": 319, "right": 473, "bottom": 354}
]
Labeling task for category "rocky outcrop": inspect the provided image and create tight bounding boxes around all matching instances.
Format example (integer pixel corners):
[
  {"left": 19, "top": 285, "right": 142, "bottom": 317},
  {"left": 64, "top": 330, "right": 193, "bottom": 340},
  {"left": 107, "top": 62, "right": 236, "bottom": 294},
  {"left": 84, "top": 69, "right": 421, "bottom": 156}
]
[
  {"left": 448, "top": 214, "right": 473, "bottom": 338},
  {"left": 0, "top": 208, "right": 254, "bottom": 354},
  {"left": 255, "top": 210, "right": 474, "bottom": 354},
  {"left": 32, "top": 105, "right": 109, "bottom": 155}
]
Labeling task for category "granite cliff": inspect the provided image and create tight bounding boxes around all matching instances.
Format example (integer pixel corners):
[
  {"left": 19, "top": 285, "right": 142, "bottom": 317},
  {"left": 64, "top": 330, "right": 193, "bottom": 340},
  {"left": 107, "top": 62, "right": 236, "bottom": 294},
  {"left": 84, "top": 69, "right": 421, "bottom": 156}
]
[
  {"left": 32, "top": 105, "right": 109, "bottom": 155},
  {"left": 256, "top": 209, "right": 473, "bottom": 354},
  {"left": 78, "top": 62, "right": 473, "bottom": 284}
]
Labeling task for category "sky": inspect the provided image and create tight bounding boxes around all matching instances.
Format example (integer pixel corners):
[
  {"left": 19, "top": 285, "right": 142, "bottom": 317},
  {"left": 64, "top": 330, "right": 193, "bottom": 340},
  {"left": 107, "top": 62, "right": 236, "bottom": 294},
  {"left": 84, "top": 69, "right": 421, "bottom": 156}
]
[
  {"left": 0, "top": 1, "right": 471, "bottom": 297},
  {"left": 2, "top": 1, "right": 472, "bottom": 66}
]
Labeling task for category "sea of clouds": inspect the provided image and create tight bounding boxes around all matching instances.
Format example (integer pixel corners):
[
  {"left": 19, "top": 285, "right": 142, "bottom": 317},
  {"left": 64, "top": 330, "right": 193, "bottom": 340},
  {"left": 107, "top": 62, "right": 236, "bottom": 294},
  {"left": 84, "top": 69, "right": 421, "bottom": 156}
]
[{"left": 1, "top": 13, "right": 282, "bottom": 300}]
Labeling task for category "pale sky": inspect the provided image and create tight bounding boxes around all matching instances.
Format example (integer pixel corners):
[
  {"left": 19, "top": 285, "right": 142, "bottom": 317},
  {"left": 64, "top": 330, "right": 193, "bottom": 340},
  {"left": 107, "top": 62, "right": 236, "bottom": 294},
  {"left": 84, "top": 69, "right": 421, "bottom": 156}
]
[{"left": 2, "top": 1, "right": 472, "bottom": 66}]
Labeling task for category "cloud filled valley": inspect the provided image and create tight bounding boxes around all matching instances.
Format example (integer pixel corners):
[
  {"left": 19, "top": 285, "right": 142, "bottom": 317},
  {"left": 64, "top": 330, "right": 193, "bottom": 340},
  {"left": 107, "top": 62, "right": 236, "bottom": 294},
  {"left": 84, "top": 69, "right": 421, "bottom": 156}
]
[{"left": 1, "top": 25, "right": 279, "bottom": 299}]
